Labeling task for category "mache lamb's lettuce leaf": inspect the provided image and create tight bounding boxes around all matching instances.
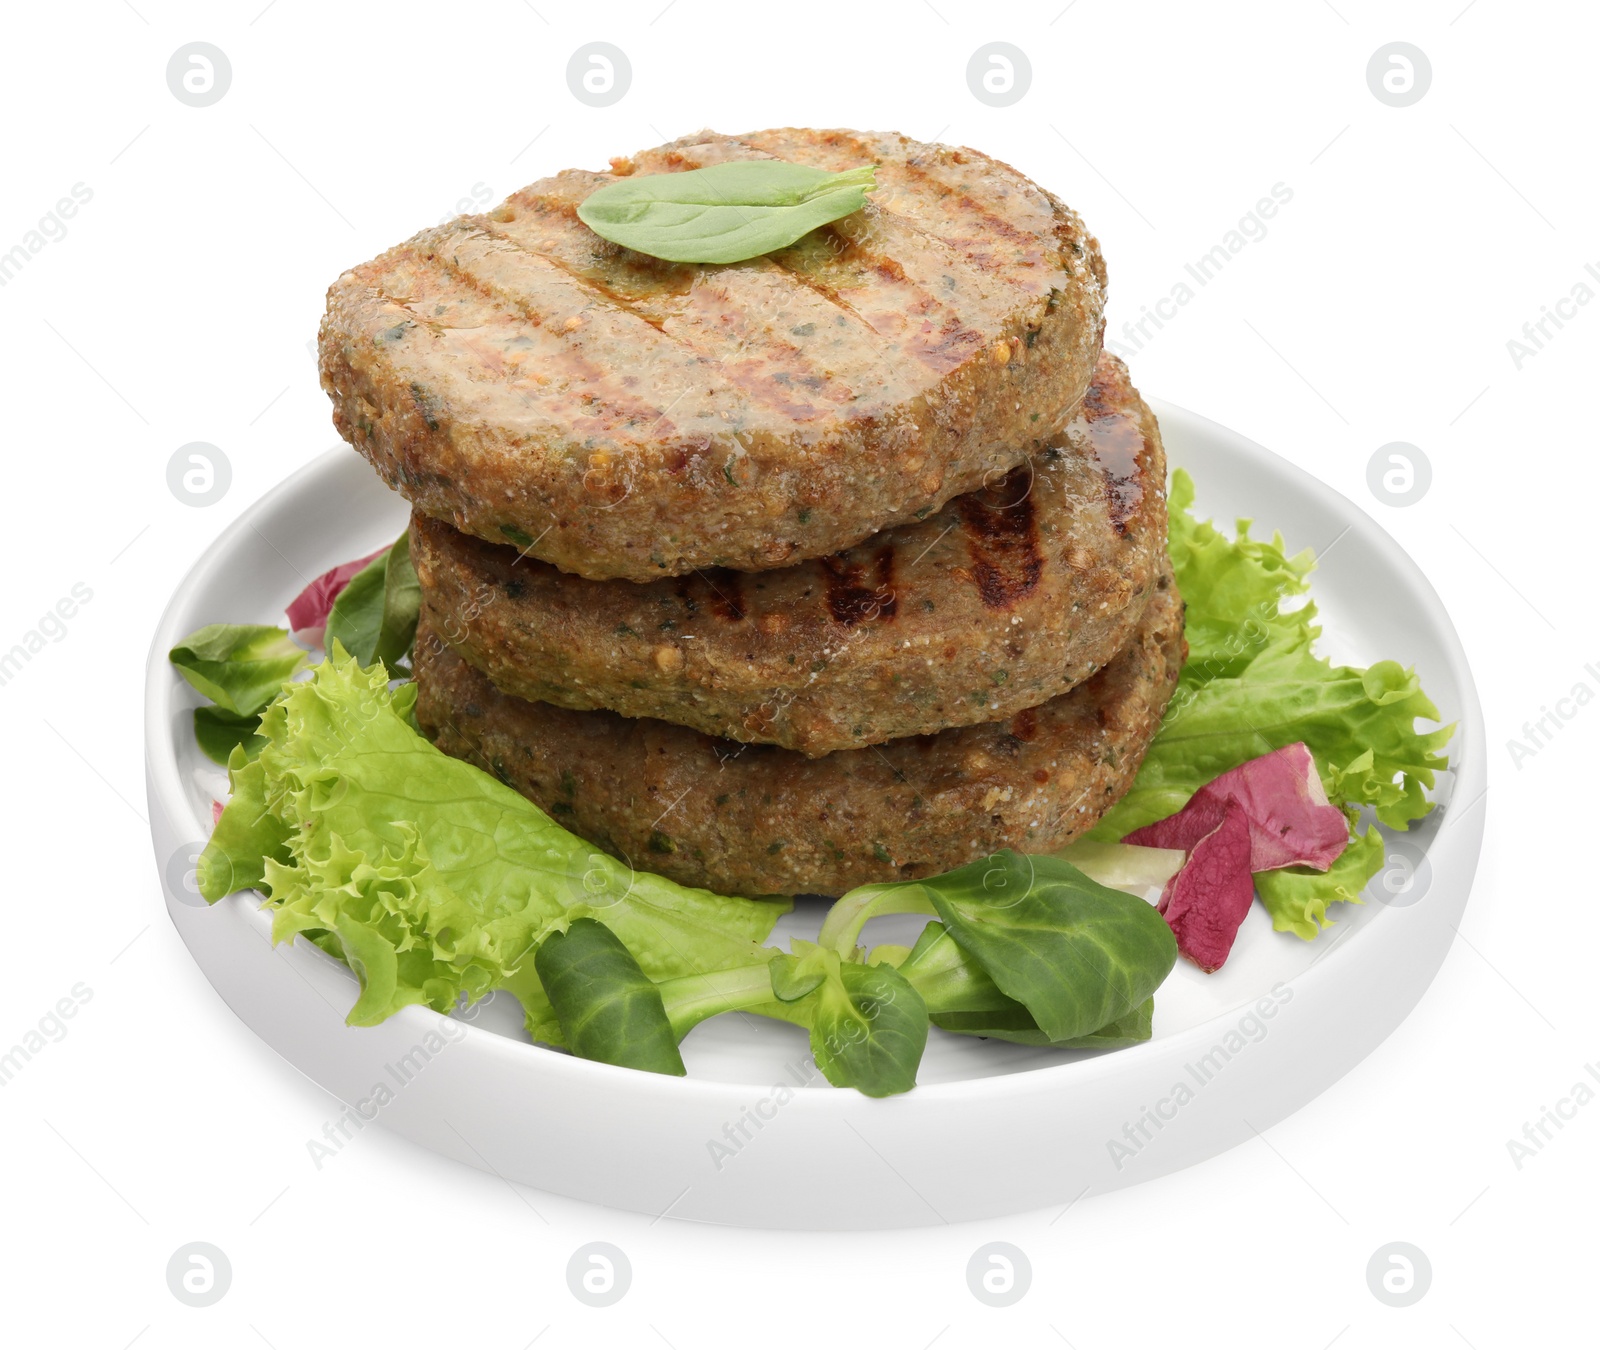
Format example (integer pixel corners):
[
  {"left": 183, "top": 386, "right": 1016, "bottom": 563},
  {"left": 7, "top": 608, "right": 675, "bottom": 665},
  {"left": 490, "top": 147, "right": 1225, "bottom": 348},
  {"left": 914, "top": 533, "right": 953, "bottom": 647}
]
[
  {"left": 769, "top": 942, "right": 928, "bottom": 1098},
  {"left": 890, "top": 922, "right": 1156, "bottom": 1049},
  {"left": 1091, "top": 471, "right": 1454, "bottom": 928},
  {"left": 192, "top": 705, "right": 269, "bottom": 766},
  {"left": 534, "top": 919, "right": 687, "bottom": 1076},
  {"left": 198, "top": 648, "right": 789, "bottom": 1031},
  {"left": 287, "top": 544, "right": 387, "bottom": 641},
  {"left": 819, "top": 852, "right": 1177, "bottom": 1044},
  {"left": 169, "top": 624, "right": 309, "bottom": 716},
  {"left": 324, "top": 532, "right": 421, "bottom": 670}
]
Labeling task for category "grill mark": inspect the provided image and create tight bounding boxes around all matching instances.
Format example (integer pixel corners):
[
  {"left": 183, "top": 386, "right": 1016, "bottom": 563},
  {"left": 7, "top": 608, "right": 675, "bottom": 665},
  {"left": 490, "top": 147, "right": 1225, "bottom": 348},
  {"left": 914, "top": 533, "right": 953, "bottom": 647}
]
[
  {"left": 890, "top": 154, "right": 1037, "bottom": 248},
  {"left": 774, "top": 232, "right": 991, "bottom": 377},
  {"left": 673, "top": 270, "right": 851, "bottom": 421},
  {"left": 1075, "top": 365, "right": 1148, "bottom": 534},
  {"left": 742, "top": 130, "right": 1054, "bottom": 293},
  {"left": 473, "top": 212, "right": 676, "bottom": 331},
  {"left": 776, "top": 258, "right": 928, "bottom": 397},
  {"left": 686, "top": 568, "right": 746, "bottom": 622},
  {"left": 412, "top": 238, "right": 686, "bottom": 434},
  {"left": 761, "top": 253, "right": 882, "bottom": 339},
  {"left": 958, "top": 465, "right": 1043, "bottom": 609},
  {"left": 429, "top": 227, "right": 834, "bottom": 425},
  {"left": 819, "top": 545, "right": 898, "bottom": 626},
  {"left": 491, "top": 186, "right": 911, "bottom": 420},
  {"left": 524, "top": 134, "right": 1038, "bottom": 394}
]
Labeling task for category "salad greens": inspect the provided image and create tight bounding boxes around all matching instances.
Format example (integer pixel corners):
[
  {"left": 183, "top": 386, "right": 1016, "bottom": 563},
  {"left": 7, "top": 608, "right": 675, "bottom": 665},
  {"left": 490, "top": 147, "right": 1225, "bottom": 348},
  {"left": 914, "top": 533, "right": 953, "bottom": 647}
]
[
  {"left": 577, "top": 160, "right": 878, "bottom": 265},
  {"left": 770, "top": 943, "right": 928, "bottom": 1097},
  {"left": 893, "top": 921, "right": 1156, "bottom": 1048},
  {"left": 1092, "top": 469, "right": 1453, "bottom": 934},
  {"left": 199, "top": 650, "right": 788, "bottom": 1026},
  {"left": 170, "top": 623, "right": 308, "bottom": 715},
  {"left": 325, "top": 531, "right": 420, "bottom": 670},
  {"left": 170, "top": 624, "right": 309, "bottom": 765},
  {"left": 191, "top": 704, "right": 269, "bottom": 764},
  {"left": 819, "top": 853, "right": 1177, "bottom": 1044},
  {"left": 1254, "top": 825, "right": 1386, "bottom": 940},
  {"left": 169, "top": 466, "right": 1454, "bottom": 1094},
  {"left": 189, "top": 646, "right": 1161, "bottom": 1090},
  {"left": 535, "top": 919, "right": 687, "bottom": 1076}
]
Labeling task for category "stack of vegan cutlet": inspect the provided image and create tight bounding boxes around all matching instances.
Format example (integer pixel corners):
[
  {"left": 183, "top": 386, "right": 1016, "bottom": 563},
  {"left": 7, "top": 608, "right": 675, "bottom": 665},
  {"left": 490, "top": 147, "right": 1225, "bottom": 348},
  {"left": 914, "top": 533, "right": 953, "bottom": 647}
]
[{"left": 317, "top": 129, "right": 1184, "bottom": 897}]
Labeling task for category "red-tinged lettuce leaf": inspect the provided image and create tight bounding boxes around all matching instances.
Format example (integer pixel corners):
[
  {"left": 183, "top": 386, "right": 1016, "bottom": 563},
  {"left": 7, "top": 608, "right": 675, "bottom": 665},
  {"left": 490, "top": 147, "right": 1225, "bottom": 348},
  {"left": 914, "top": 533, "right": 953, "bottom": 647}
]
[
  {"left": 1125, "top": 743, "right": 1350, "bottom": 873},
  {"left": 1092, "top": 471, "right": 1453, "bottom": 842},
  {"left": 286, "top": 544, "right": 387, "bottom": 641},
  {"left": 1157, "top": 797, "right": 1255, "bottom": 972}
]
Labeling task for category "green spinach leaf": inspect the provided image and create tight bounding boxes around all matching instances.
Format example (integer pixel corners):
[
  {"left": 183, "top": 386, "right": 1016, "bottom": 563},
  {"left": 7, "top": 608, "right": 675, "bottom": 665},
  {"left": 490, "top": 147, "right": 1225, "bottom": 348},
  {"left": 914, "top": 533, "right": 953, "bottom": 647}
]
[
  {"left": 169, "top": 624, "right": 308, "bottom": 715},
  {"left": 534, "top": 918, "right": 686, "bottom": 1076},
  {"left": 577, "top": 160, "right": 877, "bottom": 265},
  {"left": 839, "top": 852, "right": 1176, "bottom": 1044},
  {"left": 896, "top": 922, "right": 1155, "bottom": 1048},
  {"left": 771, "top": 943, "right": 927, "bottom": 1097},
  {"left": 192, "top": 705, "right": 267, "bottom": 765},
  {"left": 325, "top": 531, "right": 420, "bottom": 670}
]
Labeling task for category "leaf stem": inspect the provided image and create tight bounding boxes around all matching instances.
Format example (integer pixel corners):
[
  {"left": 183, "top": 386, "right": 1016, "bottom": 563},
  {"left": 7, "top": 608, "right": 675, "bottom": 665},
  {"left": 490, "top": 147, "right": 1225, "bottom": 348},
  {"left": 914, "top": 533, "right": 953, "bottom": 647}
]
[
  {"left": 816, "top": 882, "right": 938, "bottom": 955},
  {"left": 657, "top": 960, "right": 782, "bottom": 1040}
]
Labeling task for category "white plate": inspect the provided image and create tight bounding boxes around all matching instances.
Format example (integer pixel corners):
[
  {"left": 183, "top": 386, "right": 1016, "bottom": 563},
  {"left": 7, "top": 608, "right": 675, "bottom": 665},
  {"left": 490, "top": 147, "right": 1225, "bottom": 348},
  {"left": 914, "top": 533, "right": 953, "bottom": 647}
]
[{"left": 144, "top": 404, "right": 1484, "bottom": 1228}]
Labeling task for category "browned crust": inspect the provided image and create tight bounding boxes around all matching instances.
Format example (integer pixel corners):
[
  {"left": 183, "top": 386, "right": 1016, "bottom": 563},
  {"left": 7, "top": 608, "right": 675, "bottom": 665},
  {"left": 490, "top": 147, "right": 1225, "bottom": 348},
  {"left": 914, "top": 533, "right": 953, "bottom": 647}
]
[
  {"left": 319, "top": 128, "right": 1106, "bottom": 581},
  {"left": 413, "top": 567, "right": 1185, "bottom": 896},
  {"left": 411, "top": 352, "right": 1167, "bottom": 755}
]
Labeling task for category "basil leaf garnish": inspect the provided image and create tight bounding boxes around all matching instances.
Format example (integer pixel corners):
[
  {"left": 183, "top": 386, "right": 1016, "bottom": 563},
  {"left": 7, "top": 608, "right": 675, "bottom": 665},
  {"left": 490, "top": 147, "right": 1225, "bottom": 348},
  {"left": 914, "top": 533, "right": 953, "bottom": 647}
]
[{"left": 577, "top": 160, "right": 877, "bottom": 265}]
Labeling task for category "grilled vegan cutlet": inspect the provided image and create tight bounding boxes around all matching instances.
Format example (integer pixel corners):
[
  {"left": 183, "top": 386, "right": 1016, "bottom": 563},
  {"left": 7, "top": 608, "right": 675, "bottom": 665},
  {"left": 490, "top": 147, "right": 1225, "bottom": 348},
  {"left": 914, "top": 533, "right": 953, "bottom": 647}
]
[
  {"left": 413, "top": 565, "right": 1184, "bottom": 897},
  {"left": 410, "top": 352, "right": 1166, "bottom": 756},
  {"left": 319, "top": 127, "right": 1107, "bottom": 581}
]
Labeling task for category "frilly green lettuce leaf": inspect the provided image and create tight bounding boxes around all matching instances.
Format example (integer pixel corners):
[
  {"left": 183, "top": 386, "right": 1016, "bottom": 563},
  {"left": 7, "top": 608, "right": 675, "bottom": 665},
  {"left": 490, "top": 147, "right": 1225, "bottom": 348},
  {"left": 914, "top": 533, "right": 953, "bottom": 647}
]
[
  {"left": 1255, "top": 825, "right": 1385, "bottom": 940},
  {"left": 1095, "top": 470, "right": 1454, "bottom": 841},
  {"left": 197, "top": 750, "right": 287, "bottom": 899},
  {"left": 199, "top": 648, "right": 789, "bottom": 1030}
]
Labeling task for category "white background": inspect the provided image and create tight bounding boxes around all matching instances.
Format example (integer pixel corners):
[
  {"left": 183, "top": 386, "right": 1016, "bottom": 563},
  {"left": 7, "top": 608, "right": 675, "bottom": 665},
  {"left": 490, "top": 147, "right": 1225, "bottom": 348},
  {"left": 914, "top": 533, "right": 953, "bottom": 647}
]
[{"left": 2, "top": 1, "right": 1596, "bottom": 1345}]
